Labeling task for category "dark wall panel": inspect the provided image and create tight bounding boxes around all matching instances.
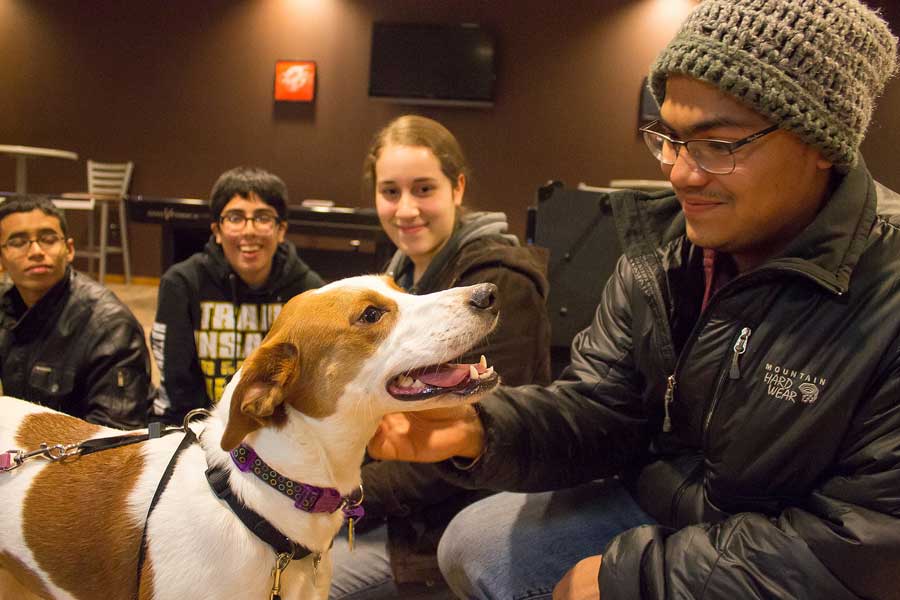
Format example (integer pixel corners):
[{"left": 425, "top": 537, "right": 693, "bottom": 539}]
[{"left": 1, "top": 0, "right": 898, "bottom": 277}]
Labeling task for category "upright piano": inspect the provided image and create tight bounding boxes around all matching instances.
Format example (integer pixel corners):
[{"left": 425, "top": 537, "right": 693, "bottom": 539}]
[{"left": 126, "top": 195, "right": 394, "bottom": 280}]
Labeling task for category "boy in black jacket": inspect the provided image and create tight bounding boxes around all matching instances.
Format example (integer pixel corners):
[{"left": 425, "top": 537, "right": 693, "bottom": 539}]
[
  {"left": 0, "top": 196, "right": 152, "bottom": 429},
  {"left": 366, "top": 2, "right": 900, "bottom": 599},
  {"left": 150, "top": 166, "right": 323, "bottom": 423}
]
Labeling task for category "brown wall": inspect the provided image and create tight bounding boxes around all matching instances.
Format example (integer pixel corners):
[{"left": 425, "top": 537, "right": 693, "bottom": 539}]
[{"left": 2, "top": 0, "right": 899, "bottom": 277}]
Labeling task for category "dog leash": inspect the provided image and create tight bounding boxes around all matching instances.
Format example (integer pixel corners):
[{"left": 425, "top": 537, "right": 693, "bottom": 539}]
[
  {"left": 0, "top": 421, "right": 185, "bottom": 472},
  {"left": 0, "top": 413, "right": 200, "bottom": 600}
]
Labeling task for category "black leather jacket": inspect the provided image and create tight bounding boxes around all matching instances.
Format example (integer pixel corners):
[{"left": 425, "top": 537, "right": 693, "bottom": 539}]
[
  {"left": 440, "top": 160, "right": 900, "bottom": 599},
  {"left": 0, "top": 268, "right": 152, "bottom": 429}
]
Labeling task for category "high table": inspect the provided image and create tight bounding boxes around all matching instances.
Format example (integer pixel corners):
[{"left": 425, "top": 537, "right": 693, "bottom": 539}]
[{"left": 0, "top": 145, "right": 79, "bottom": 193}]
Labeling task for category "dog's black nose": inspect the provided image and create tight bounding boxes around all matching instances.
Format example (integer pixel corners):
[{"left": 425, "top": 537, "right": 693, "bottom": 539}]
[{"left": 469, "top": 283, "right": 499, "bottom": 313}]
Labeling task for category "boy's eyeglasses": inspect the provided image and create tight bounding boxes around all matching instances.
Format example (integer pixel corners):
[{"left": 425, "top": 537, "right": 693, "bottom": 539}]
[
  {"left": 639, "top": 120, "right": 779, "bottom": 175},
  {"left": 218, "top": 211, "right": 281, "bottom": 233},
  {"left": 0, "top": 233, "right": 65, "bottom": 255}
]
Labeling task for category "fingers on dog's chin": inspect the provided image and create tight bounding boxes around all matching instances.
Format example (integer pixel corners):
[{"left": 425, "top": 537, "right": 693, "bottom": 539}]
[
  {"left": 368, "top": 441, "right": 396, "bottom": 461},
  {"left": 420, "top": 402, "right": 479, "bottom": 419},
  {"left": 383, "top": 412, "right": 410, "bottom": 427},
  {"left": 411, "top": 407, "right": 465, "bottom": 421}
]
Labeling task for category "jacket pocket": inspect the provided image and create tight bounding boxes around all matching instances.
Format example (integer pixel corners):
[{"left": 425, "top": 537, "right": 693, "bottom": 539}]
[{"left": 28, "top": 363, "right": 76, "bottom": 409}]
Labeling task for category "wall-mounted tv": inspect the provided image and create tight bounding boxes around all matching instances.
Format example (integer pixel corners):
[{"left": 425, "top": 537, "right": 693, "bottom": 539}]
[{"left": 369, "top": 22, "right": 497, "bottom": 108}]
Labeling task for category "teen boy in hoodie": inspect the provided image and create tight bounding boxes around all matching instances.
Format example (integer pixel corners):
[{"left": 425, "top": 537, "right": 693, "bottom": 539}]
[{"left": 150, "top": 166, "right": 323, "bottom": 423}]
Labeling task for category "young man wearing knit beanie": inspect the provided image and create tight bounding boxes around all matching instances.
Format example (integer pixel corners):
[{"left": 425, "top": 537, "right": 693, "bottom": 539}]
[{"left": 364, "top": 1, "right": 900, "bottom": 599}]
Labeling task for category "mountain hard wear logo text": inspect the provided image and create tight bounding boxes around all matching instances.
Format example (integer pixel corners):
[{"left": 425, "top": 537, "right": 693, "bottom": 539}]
[{"left": 763, "top": 364, "right": 825, "bottom": 404}]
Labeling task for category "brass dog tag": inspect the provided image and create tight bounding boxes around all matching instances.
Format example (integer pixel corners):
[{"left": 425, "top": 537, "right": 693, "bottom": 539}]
[
  {"left": 348, "top": 517, "right": 356, "bottom": 551},
  {"left": 313, "top": 553, "right": 322, "bottom": 587}
]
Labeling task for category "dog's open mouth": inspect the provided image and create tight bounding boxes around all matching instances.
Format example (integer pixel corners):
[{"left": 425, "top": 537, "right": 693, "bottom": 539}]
[{"left": 387, "top": 355, "right": 499, "bottom": 400}]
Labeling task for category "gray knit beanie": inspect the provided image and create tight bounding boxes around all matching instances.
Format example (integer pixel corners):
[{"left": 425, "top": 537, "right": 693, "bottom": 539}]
[{"left": 649, "top": 0, "right": 898, "bottom": 170}]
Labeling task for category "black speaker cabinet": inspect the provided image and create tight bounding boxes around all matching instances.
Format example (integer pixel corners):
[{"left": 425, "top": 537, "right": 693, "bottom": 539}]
[{"left": 528, "top": 183, "right": 622, "bottom": 377}]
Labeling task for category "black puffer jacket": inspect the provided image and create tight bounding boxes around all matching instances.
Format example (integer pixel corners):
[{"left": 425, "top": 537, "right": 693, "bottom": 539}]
[
  {"left": 151, "top": 238, "right": 323, "bottom": 424},
  {"left": 439, "top": 161, "right": 900, "bottom": 599},
  {"left": 0, "top": 268, "right": 152, "bottom": 429}
]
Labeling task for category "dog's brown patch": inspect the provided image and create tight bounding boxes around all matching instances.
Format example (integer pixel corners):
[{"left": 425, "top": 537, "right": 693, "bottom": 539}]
[
  {"left": 0, "top": 552, "right": 52, "bottom": 599},
  {"left": 221, "top": 283, "right": 399, "bottom": 449},
  {"left": 222, "top": 342, "right": 298, "bottom": 449},
  {"left": 278, "top": 285, "right": 399, "bottom": 415},
  {"left": 14, "top": 411, "right": 102, "bottom": 448},
  {"left": 18, "top": 413, "right": 145, "bottom": 600}
]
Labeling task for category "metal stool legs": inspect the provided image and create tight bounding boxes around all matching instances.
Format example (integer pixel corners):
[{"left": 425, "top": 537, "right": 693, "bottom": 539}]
[
  {"left": 118, "top": 197, "right": 131, "bottom": 284},
  {"left": 94, "top": 199, "right": 131, "bottom": 285}
]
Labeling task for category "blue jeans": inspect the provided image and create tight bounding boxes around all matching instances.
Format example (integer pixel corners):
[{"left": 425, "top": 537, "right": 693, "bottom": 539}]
[
  {"left": 437, "top": 479, "right": 654, "bottom": 600},
  {"left": 329, "top": 523, "right": 454, "bottom": 600},
  {"left": 329, "top": 523, "right": 395, "bottom": 599}
]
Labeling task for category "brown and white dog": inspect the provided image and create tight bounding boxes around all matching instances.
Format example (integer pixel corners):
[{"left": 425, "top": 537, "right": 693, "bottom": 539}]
[{"left": 0, "top": 275, "right": 500, "bottom": 600}]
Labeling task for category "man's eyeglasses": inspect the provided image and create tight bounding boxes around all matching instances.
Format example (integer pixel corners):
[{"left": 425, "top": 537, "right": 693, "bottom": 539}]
[
  {"left": 639, "top": 120, "right": 779, "bottom": 175},
  {"left": 219, "top": 211, "right": 282, "bottom": 234},
  {"left": 0, "top": 233, "right": 65, "bottom": 255}
]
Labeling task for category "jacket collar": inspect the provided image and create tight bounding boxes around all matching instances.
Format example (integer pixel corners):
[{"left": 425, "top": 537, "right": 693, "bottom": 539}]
[
  {"left": 610, "top": 158, "right": 880, "bottom": 295},
  {"left": 768, "top": 156, "right": 875, "bottom": 293},
  {"left": 1, "top": 266, "right": 73, "bottom": 335}
]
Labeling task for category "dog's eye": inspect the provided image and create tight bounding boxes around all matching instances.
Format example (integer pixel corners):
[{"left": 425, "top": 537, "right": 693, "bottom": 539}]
[{"left": 358, "top": 306, "right": 386, "bottom": 324}]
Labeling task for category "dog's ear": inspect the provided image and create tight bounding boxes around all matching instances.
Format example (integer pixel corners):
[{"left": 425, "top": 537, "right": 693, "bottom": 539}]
[{"left": 220, "top": 342, "right": 299, "bottom": 450}]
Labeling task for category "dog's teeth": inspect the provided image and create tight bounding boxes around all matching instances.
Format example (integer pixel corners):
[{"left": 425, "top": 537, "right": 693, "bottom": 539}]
[
  {"left": 411, "top": 379, "right": 426, "bottom": 389},
  {"left": 479, "top": 355, "right": 487, "bottom": 369},
  {"left": 479, "top": 366, "right": 494, "bottom": 380},
  {"left": 397, "top": 375, "right": 414, "bottom": 387},
  {"left": 469, "top": 365, "right": 479, "bottom": 380}
]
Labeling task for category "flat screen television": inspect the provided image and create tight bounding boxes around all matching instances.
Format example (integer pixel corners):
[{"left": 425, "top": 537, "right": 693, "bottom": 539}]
[{"left": 369, "top": 22, "right": 497, "bottom": 107}]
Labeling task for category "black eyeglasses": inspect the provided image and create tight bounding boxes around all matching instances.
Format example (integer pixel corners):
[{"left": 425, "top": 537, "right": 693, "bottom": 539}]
[
  {"left": 639, "top": 120, "right": 779, "bottom": 175},
  {"left": 0, "top": 232, "right": 64, "bottom": 255},
  {"left": 218, "top": 211, "right": 281, "bottom": 233}
]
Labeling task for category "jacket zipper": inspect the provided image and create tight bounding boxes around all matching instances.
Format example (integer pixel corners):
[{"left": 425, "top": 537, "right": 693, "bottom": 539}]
[
  {"left": 644, "top": 256, "right": 832, "bottom": 435},
  {"left": 728, "top": 327, "right": 752, "bottom": 380},
  {"left": 662, "top": 324, "right": 751, "bottom": 434},
  {"left": 704, "top": 327, "right": 752, "bottom": 439},
  {"left": 627, "top": 253, "right": 679, "bottom": 432},
  {"left": 662, "top": 375, "right": 676, "bottom": 432}
]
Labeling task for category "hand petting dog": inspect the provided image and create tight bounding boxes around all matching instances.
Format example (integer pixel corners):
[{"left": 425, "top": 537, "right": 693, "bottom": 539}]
[{"left": 368, "top": 404, "right": 485, "bottom": 462}]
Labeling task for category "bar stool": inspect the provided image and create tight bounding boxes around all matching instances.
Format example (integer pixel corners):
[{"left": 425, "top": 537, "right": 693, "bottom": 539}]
[{"left": 62, "top": 160, "right": 134, "bottom": 284}]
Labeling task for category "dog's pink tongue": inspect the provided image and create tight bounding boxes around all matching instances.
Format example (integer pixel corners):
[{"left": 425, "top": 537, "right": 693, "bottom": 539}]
[{"left": 416, "top": 364, "right": 470, "bottom": 388}]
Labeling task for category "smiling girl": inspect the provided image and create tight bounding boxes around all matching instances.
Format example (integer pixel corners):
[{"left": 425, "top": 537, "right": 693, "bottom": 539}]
[{"left": 328, "top": 116, "right": 552, "bottom": 598}]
